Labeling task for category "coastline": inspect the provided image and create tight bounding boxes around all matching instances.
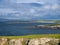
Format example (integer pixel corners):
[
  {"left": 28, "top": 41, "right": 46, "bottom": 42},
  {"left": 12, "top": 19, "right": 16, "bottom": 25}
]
[
  {"left": 0, "top": 34, "right": 60, "bottom": 45},
  {"left": 24, "top": 24, "right": 60, "bottom": 29},
  {"left": 36, "top": 25, "right": 60, "bottom": 29}
]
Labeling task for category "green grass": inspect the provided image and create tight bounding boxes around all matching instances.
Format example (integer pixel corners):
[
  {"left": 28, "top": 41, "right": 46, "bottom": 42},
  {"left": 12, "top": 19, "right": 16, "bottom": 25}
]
[
  {"left": 47, "top": 24, "right": 60, "bottom": 26},
  {"left": 0, "top": 34, "right": 60, "bottom": 39},
  {"left": 33, "top": 20, "right": 60, "bottom": 23}
]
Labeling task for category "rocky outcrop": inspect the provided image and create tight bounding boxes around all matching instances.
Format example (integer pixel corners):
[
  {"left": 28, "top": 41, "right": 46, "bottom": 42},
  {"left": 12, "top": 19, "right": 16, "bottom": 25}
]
[
  {"left": 0, "top": 38, "right": 60, "bottom": 45},
  {"left": 28, "top": 38, "right": 59, "bottom": 45},
  {"left": 24, "top": 25, "right": 60, "bottom": 29},
  {"left": 0, "top": 38, "right": 23, "bottom": 45},
  {"left": 0, "top": 38, "right": 7, "bottom": 45},
  {"left": 9, "top": 39, "right": 23, "bottom": 45},
  {"left": 36, "top": 25, "right": 60, "bottom": 29}
]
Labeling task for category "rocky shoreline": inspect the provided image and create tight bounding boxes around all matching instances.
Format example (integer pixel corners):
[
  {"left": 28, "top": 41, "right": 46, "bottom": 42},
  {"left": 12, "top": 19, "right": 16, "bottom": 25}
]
[
  {"left": 36, "top": 25, "right": 60, "bottom": 29},
  {"left": 25, "top": 25, "right": 60, "bottom": 29},
  {"left": 0, "top": 38, "right": 60, "bottom": 45}
]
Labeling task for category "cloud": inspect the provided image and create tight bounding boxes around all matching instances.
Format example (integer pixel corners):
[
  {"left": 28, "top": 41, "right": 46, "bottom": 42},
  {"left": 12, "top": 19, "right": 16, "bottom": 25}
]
[
  {"left": 0, "top": 0, "right": 60, "bottom": 19},
  {"left": 38, "top": 0, "right": 59, "bottom": 4},
  {"left": 0, "top": 8, "right": 18, "bottom": 14},
  {"left": 15, "top": 0, "right": 38, "bottom": 3},
  {"left": 1, "top": 0, "right": 58, "bottom": 4},
  {"left": 51, "top": 4, "right": 60, "bottom": 10}
]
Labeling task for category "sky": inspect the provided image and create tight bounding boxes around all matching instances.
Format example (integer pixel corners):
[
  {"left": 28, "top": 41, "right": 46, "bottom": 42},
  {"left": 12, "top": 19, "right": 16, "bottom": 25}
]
[{"left": 0, "top": 0, "right": 60, "bottom": 20}]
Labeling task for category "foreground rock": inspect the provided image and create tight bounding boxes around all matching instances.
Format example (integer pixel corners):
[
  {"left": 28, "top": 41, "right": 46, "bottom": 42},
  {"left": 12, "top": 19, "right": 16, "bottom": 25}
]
[
  {"left": 0, "top": 38, "right": 7, "bottom": 45},
  {"left": 28, "top": 38, "right": 59, "bottom": 45},
  {"left": 0, "top": 38, "right": 60, "bottom": 45},
  {"left": 9, "top": 38, "right": 23, "bottom": 45}
]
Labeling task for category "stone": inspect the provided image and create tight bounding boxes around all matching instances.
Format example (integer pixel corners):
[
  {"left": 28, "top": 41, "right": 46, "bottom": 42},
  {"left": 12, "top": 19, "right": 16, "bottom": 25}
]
[
  {"left": 0, "top": 38, "right": 7, "bottom": 45},
  {"left": 28, "top": 38, "right": 59, "bottom": 45},
  {"left": 9, "top": 39, "right": 23, "bottom": 45}
]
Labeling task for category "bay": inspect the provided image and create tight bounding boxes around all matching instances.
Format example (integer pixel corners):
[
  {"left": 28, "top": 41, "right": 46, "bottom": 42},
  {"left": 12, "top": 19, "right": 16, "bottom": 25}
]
[{"left": 0, "top": 21, "right": 60, "bottom": 36}]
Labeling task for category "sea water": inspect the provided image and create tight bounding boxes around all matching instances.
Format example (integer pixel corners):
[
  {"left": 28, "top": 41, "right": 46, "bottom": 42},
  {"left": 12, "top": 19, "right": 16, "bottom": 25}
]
[{"left": 0, "top": 21, "right": 60, "bottom": 36}]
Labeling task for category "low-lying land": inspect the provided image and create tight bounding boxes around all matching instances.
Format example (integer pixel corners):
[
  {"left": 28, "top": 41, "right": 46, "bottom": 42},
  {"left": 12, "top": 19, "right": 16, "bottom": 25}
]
[
  {"left": 36, "top": 24, "right": 60, "bottom": 29},
  {"left": 33, "top": 20, "right": 60, "bottom": 23},
  {"left": 24, "top": 23, "right": 60, "bottom": 29}
]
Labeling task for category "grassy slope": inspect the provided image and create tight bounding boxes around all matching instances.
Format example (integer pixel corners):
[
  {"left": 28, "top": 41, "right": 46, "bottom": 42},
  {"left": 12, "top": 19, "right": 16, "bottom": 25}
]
[
  {"left": 33, "top": 20, "right": 60, "bottom": 23},
  {"left": 33, "top": 20, "right": 60, "bottom": 26},
  {"left": 0, "top": 34, "right": 60, "bottom": 39},
  {"left": 43, "top": 23, "right": 60, "bottom": 26}
]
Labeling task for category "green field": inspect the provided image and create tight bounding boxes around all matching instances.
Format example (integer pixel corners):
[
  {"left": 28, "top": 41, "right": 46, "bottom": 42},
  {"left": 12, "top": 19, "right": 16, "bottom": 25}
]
[
  {"left": 0, "top": 34, "right": 60, "bottom": 39},
  {"left": 33, "top": 20, "right": 60, "bottom": 23}
]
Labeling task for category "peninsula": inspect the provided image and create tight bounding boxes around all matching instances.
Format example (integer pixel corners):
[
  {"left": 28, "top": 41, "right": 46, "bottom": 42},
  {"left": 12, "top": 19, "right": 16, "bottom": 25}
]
[{"left": 24, "top": 24, "right": 60, "bottom": 29}]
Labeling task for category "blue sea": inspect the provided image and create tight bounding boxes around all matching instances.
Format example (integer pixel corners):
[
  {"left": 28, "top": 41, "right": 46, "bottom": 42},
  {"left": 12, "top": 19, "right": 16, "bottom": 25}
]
[{"left": 0, "top": 21, "right": 60, "bottom": 36}]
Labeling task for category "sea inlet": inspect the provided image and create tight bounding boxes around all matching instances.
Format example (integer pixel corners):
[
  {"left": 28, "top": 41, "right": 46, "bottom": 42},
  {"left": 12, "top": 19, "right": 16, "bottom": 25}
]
[{"left": 0, "top": 21, "right": 60, "bottom": 36}]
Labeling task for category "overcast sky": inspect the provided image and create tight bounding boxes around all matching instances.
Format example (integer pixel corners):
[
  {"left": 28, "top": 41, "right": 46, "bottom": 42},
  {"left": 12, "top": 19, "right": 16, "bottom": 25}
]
[
  {"left": 10, "top": 0, "right": 59, "bottom": 3},
  {"left": 0, "top": 0, "right": 60, "bottom": 20}
]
